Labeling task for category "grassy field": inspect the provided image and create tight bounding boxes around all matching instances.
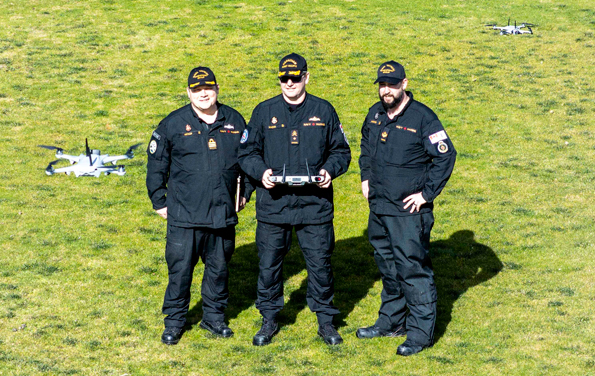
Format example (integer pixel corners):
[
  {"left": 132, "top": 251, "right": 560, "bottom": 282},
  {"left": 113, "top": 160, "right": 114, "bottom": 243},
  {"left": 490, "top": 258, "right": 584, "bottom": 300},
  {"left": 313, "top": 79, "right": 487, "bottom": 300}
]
[{"left": 1, "top": 0, "right": 595, "bottom": 374}]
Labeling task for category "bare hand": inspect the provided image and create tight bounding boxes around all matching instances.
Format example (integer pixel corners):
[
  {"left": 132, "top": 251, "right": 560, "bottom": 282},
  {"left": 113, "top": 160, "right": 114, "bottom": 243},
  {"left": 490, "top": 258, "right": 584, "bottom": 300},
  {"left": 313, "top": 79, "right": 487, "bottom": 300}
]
[
  {"left": 262, "top": 169, "right": 275, "bottom": 189},
  {"left": 237, "top": 197, "right": 247, "bottom": 212},
  {"left": 361, "top": 180, "right": 369, "bottom": 199},
  {"left": 403, "top": 192, "right": 426, "bottom": 213},
  {"left": 155, "top": 207, "right": 168, "bottom": 219},
  {"left": 317, "top": 169, "right": 332, "bottom": 188}
]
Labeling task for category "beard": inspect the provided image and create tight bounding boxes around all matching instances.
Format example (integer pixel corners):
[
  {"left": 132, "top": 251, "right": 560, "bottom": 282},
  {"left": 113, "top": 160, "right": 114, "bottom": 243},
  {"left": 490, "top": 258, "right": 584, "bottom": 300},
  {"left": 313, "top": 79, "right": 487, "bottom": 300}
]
[{"left": 380, "top": 91, "right": 404, "bottom": 111}]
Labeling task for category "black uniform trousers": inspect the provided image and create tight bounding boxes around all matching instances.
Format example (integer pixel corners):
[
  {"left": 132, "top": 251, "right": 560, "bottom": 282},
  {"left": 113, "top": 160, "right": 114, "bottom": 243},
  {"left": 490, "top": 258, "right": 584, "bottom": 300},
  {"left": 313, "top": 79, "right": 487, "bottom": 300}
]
[
  {"left": 368, "top": 211, "right": 437, "bottom": 346},
  {"left": 163, "top": 224, "right": 235, "bottom": 328},
  {"left": 255, "top": 221, "right": 339, "bottom": 325}
]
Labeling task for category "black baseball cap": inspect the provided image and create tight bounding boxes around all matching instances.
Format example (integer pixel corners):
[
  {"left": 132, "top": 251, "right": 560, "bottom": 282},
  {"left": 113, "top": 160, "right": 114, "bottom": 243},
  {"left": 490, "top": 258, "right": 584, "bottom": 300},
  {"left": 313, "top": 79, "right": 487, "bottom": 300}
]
[
  {"left": 278, "top": 53, "right": 307, "bottom": 78},
  {"left": 374, "top": 61, "right": 406, "bottom": 84},
  {"left": 188, "top": 67, "right": 217, "bottom": 88}
]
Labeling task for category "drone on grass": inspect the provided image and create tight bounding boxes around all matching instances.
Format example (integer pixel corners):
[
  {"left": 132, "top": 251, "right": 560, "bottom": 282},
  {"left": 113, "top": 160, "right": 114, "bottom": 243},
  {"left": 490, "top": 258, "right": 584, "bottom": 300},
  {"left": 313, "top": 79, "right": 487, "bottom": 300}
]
[
  {"left": 39, "top": 139, "right": 142, "bottom": 177},
  {"left": 486, "top": 19, "right": 537, "bottom": 35}
]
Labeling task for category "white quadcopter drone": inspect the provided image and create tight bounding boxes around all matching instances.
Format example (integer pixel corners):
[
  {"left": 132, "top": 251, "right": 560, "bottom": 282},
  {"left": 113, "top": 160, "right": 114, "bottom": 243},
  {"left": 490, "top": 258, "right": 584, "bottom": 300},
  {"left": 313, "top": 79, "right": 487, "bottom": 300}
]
[
  {"left": 486, "top": 19, "right": 537, "bottom": 35},
  {"left": 39, "top": 139, "right": 142, "bottom": 177}
]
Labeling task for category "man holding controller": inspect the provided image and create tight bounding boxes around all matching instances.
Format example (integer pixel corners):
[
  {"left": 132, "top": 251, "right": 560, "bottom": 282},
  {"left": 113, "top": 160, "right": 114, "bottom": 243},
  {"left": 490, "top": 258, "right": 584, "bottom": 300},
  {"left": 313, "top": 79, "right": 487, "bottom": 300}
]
[{"left": 238, "top": 53, "right": 351, "bottom": 346}]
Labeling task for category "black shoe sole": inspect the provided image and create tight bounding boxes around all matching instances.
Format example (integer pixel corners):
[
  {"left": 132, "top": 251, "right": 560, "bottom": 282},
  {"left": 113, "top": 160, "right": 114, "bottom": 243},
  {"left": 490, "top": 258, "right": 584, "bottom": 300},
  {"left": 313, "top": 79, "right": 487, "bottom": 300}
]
[
  {"left": 161, "top": 338, "right": 180, "bottom": 345},
  {"left": 253, "top": 337, "right": 272, "bottom": 346}
]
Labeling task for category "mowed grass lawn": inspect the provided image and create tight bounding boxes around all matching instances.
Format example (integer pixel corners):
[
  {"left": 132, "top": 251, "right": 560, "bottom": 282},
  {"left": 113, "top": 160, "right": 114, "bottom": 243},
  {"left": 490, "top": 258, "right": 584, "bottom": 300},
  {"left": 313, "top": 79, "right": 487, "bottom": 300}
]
[{"left": 1, "top": 0, "right": 594, "bottom": 375}]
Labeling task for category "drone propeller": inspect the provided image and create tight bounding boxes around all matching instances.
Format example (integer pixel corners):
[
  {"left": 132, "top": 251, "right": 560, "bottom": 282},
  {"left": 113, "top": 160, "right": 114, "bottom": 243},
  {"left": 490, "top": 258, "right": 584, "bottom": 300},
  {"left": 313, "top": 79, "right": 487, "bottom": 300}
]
[
  {"left": 38, "top": 145, "right": 64, "bottom": 154},
  {"left": 125, "top": 143, "right": 143, "bottom": 156},
  {"left": 523, "top": 23, "right": 537, "bottom": 27},
  {"left": 85, "top": 138, "right": 93, "bottom": 165},
  {"left": 45, "top": 159, "right": 61, "bottom": 174},
  {"left": 508, "top": 18, "right": 510, "bottom": 26}
]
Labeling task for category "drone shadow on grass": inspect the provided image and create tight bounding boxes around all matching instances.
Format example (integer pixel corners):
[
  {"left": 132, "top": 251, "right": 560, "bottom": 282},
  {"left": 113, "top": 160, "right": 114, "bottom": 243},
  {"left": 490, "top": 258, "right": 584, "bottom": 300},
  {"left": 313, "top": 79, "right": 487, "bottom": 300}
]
[{"left": 185, "top": 229, "right": 502, "bottom": 345}]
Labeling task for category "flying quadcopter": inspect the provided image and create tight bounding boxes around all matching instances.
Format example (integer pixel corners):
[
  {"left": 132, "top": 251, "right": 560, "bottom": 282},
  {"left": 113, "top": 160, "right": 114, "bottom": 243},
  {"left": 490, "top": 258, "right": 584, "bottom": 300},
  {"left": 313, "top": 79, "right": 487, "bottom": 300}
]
[
  {"left": 486, "top": 19, "right": 537, "bottom": 35},
  {"left": 39, "top": 139, "right": 142, "bottom": 177}
]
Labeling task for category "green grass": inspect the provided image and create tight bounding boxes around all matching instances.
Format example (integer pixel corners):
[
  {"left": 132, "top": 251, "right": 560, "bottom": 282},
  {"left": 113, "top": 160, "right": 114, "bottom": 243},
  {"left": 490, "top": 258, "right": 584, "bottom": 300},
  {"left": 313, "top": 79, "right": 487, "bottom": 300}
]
[{"left": 1, "top": 0, "right": 595, "bottom": 374}]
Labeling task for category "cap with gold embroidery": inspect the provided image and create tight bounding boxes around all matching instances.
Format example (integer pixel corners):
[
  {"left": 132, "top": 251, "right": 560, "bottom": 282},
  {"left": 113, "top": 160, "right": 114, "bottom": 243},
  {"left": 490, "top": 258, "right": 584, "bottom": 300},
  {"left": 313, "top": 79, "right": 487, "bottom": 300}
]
[
  {"left": 188, "top": 67, "right": 217, "bottom": 88},
  {"left": 278, "top": 53, "right": 307, "bottom": 78},
  {"left": 374, "top": 61, "right": 406, "bottom": 85}
]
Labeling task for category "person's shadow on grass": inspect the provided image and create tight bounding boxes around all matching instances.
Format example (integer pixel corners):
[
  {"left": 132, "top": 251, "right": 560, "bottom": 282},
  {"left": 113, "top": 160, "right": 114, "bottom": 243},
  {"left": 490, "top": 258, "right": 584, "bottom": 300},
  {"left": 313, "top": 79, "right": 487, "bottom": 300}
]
[
  {"left": 184, "top": 230, "right": 378, "bottom": 331},
  {"left": 185, "top": 228, "right": 502, "bottom": 346},
  {"left": 431, "top": 230, "right": 503, "bottom": 343}
]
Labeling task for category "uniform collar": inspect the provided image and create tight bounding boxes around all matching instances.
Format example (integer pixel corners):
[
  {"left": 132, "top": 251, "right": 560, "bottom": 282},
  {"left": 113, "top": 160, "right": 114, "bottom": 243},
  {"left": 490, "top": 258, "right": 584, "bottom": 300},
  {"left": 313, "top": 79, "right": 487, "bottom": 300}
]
[
  {"left": 191, "top": 102, "right": 226, "bottom": 127},
  {"left": 284, "top": 93, "right": 308, "bottom": 112}
]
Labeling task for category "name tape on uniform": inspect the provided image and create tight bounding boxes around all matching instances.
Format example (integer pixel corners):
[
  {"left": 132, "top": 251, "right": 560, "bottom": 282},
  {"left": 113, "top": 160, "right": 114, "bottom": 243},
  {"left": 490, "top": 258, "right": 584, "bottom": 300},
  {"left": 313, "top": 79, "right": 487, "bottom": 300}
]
[{"left": 429, "top": 130, "right": 448, "bottom": 144}]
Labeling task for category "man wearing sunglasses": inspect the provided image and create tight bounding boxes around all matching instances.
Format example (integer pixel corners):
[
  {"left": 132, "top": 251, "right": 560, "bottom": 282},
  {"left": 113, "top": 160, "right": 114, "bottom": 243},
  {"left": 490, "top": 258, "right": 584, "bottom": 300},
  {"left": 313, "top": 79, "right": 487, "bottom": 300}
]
[{"left": 238, "top": 53, "right": 351, "bottom": 346}]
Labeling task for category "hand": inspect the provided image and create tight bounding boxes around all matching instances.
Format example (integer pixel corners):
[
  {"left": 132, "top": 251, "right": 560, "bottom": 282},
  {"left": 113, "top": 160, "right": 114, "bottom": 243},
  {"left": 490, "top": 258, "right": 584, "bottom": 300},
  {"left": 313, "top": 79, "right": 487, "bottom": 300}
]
[
  {"left": 262, "top": 169, "right": 275, "bottom": 189},
  {"left": 403, "top": 192, "right": 427, "bottom": 213},
  {"left": 237, "top": 197, "right": 247, "bottom": 212},
  {"left": 361, "top": 180, "right": 369, "bottom": 199},
  {"left": 317, "top": 169, "right": 331, "bottom": 188},
  {"left": 155, "top": 207, "right": 168, "bottom": 219}
]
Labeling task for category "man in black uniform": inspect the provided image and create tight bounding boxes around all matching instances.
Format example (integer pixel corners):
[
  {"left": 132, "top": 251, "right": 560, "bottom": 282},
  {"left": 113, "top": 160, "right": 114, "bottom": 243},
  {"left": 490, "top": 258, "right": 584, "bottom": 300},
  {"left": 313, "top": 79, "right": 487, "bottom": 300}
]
[
  {"left": 357, "top": 61, "right": 456, "bottom": 356},
  {"left": 146, "top": 67, "right": 252, "bottom": 345},
  {"left": 238, "top": 53, "right": 351, "bottom": 346}
]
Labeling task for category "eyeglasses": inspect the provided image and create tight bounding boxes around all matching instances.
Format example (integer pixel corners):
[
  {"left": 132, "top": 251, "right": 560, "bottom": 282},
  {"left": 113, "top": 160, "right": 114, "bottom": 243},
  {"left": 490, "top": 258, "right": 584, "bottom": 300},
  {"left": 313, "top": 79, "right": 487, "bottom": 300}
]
[{"left": 279, "top": 75, "right": 304, "bottom": 84}]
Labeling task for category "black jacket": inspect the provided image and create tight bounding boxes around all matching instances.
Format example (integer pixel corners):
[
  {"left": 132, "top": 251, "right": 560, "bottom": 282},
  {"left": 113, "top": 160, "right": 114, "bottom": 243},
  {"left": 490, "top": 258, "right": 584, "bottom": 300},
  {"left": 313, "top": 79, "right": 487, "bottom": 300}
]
[
  {"left": 146, "top": 103, "right": 253, "bottom": 228},
  {"left": 238, "top": 93, "right": 351, "bottom": 225},
  {"left": 359, "top": 92, "right": 456, "bottom": 216}
]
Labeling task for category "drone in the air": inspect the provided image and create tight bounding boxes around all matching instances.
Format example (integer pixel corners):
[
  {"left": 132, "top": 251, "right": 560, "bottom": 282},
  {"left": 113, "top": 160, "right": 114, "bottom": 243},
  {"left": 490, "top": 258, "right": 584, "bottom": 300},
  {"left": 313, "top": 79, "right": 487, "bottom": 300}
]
[
  {"left": 39, "top": 139, "right": 142, "bottom": 177},
  {"left": 486, "top": 19, "right": 537, "bottom": 35}
]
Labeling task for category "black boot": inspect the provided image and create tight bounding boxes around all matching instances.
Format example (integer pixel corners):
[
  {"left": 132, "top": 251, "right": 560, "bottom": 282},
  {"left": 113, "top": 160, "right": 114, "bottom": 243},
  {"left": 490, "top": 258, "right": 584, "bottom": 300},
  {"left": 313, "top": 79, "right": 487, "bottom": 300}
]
[
  {"left": 161, "top": 327, "right": 183, "bottom": 345},
  {"left": 396, "top": 339, "right": 432, "bottom": 356},
  {"left": 356, "top": 324, "right": 406, "bottom": 339},
  {"left": 318, "top": 323, "right": 343, "bottom": 345},
  {"left": 253, "top": 319, "right": 279, "bottom": 346},
  {"left": 199, "top": 320, "right": 234, "bottom": 338}
]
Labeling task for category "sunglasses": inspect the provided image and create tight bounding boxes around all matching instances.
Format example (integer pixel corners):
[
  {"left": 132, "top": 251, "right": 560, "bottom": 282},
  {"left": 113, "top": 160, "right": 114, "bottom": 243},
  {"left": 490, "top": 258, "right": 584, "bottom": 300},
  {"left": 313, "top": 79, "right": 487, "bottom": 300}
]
[{"left": 279, "top": 75, "right": 304, "bottom": 84}]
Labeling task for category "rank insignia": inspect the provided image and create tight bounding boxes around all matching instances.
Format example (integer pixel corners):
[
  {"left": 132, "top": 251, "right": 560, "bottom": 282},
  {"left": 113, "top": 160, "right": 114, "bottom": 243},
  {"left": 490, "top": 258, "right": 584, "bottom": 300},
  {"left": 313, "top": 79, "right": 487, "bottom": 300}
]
[
  {"left": 438, "top": 141, "right": 448, "bottom": 153},
  {"left": 208, "top": 138, "right": 217, "bottom": 150},
  {"left": 380, "top": 127, "right": 390, "bottom": 143},
  {"left": 291, "top": 130, "right": 299, "bottom": 144}
]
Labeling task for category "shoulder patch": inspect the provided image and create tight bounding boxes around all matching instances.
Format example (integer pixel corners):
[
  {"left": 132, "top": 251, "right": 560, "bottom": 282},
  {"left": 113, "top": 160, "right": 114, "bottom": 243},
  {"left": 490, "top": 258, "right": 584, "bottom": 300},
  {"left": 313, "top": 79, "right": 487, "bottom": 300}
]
[
  {"left": 149, "top": 140, "right": 158, "bottom": 154},
  {"left": 240, "top": 129, "right": 249, "bottom": 144},
  {"left": 339, "top": 124, "right": 349, "bottom": 145},
  {"left": 429, "top": 130, "right": 447, "bottom": 144},
  {"left": 437, "top": 141, "right": 449, "bottom": 153},
  {"left": 152, "top": 131, "right": 161, "bottom": 141}
]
